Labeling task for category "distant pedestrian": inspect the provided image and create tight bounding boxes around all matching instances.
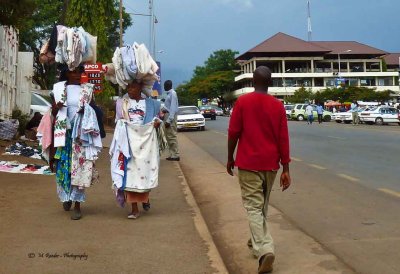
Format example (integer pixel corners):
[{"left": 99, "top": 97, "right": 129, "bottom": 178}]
[
  {"left": 162, "top": 80, "right": 180, "bottom": 161},
  {"left": 227, "top": 66, "right": 291, "bottom": 274},
  {"left": 316, "top": 103, "right": 324, "bottom": 124},
  {"left": 305, "top": 103, "right": 314, "bottom": 124},
  {"left": 350, "top": 100, "right": 359, "bottom": 125},
  {"left": 332, "top": 107, "right": 337, "bottom": 113}
]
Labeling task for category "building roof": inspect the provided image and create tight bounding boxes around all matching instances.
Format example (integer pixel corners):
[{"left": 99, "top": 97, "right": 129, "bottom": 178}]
[
  {"left": 237, "top": 33, "right": 329, "bottom": 60},
  {"left": 383, "top": 53, "right": 400, "bottom": 66},
  {"left": 237, "top": 32, "right": 389, "bottom": 61},
  {"left": 311, "top": 41, "right": 387, "bottom": 55}
]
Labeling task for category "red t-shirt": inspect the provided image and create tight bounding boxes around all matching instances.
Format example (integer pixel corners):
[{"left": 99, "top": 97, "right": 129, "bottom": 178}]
[{"left": 228, "top": 92, "right": 290, "bottom": 171}]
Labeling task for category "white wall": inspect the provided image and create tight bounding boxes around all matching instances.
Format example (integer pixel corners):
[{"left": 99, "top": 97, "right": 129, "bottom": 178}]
[{"left": 16, "top": 52, "right": 33, "bottom": 115}]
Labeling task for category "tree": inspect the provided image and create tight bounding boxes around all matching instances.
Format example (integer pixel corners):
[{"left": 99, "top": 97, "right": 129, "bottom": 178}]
[
  {"left": 17, "top": 0, "right": 131, "bottom": 89},
  {"left": 0, "top": 0, "right": 36, "bottom": 28},
  {"left": 287, "top": 87, "right": 314, "bottom": 103},
  {"left": 180, "top": 49, "right": 239, "bottom": 107},
  {"left": 18, "top": 0, "right": 65, "bottom": 89}
]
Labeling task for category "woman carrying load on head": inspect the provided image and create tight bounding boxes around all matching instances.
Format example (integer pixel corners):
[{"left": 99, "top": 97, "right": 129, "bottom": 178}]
[
  {"left": 39, "top": 64, "right": 103, "bottom": 220},
  {"left": 110, "top": 80, "right": 163, "bottom": 219}
]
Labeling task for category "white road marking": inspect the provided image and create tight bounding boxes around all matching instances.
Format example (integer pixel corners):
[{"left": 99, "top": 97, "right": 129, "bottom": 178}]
[
  {"left": 378, "top": 188, "right": 400, "bottom": 198},
  {"left": 327, "top": 136, "right": 346, "bottom": 140},
  {"left": 337, "top": 173, "right": 360, "bottom": 182},
  {"left": 291, "top": 157, "right": 302, "bottom": 162},
  {"left": 308, "top": 164, "right": 327, "bottom": 170}
]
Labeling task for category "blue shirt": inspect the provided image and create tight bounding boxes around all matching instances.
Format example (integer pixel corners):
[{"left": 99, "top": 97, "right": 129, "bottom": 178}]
[
  {"left": 316, "top": 105, "right": 323, "bottom": 115},
  {"left": 164, "top": 89, "right": 179, "bottom": 123}
]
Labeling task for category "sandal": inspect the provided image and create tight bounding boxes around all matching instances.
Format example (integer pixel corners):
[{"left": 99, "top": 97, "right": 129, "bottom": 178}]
[{"left": 127, "top": 213, "right": 140, "bottom": 219}]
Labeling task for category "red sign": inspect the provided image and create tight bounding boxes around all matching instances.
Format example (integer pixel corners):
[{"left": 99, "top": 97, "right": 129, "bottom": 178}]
[{"left": 83, "top": 62, "right": 103, "bottom": 93}]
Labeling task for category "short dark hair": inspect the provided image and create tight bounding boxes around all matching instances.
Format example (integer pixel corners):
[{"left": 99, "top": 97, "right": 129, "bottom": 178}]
[{"left": 164, "top": 80, "right": 172, "bottom": 90}]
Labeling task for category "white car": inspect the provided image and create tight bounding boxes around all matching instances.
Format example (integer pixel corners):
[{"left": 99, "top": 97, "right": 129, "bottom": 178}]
[
  {"left": 284, "top": 104, "right": 294, "bottom": 119},
  {"left": 332, "top": 107, "right": 373, "bottom": 124},
  {"left": 359, "top": 106, "right": 400, "bottom": 125},
  {"left": 31, "top": 92, "right": 51, "bottom": 117},
  {"left": 177, "top": 106, "right": 206, "bottom": 131}
]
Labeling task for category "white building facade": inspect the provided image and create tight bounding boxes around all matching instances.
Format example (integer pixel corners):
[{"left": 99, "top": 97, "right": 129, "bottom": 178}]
[{"left": 234, "top": 33, "right": 400, "bottom": 99}]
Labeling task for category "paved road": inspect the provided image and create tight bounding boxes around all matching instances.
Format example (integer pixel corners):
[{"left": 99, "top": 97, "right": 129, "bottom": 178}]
[{"left": 181, "top": 116, "right": 400, "bottom": 274}]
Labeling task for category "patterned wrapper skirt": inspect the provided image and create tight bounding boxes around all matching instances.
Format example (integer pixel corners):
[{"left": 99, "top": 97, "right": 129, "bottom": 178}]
[{"left": 54, "top": 130, "right": 86, "bottom": 203}]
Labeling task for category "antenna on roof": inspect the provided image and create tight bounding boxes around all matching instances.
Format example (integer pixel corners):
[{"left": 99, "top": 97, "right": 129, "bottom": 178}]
[{"left": 307, "top": 0, "right": 312, "bottom": 41}]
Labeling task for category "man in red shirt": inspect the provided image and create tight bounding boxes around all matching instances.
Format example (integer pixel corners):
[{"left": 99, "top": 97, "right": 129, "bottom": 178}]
[{"left": 227, "top": 66, "right": 291, "bottom": 274}]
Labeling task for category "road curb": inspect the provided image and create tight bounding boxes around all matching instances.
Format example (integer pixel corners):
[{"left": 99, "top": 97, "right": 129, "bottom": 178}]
[{"left": 173, "top": 161, "right": 229, "bottom": 274}]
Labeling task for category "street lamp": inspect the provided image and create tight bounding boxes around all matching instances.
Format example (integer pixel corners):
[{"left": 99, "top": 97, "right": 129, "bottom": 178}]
[{"left": 338, "top": 49, "right": 352, "bottom": 78}]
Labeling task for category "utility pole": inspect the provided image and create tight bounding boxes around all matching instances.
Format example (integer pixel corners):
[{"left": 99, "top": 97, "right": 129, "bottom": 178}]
[
  {"left": 119, "top": 0, "right": 123, "bottom": 48},
  {"left": 118, "top": 0, "right": 123, "bottom": 96},
  {"left": 307, "top": 0, "right": 312, "bottom": 41}
]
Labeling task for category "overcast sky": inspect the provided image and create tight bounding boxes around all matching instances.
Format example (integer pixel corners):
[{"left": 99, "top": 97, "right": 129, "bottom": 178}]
[{"left": 123, "top": 0, "right": 400, "bottom": 86}]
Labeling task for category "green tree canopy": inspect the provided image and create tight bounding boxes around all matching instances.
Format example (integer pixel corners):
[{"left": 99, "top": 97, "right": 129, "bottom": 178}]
[
  {"left": 16, "top": 0, "right": 131, "bottom": 89},
  {"left": 0, "top": 0, "right": 36, "bottom": 28},
  {"left": 289, "top": 86, "right": 395, "bottom": 104},
  {"left": 177, "top": 49, "right": 239, "bottom": 106}
]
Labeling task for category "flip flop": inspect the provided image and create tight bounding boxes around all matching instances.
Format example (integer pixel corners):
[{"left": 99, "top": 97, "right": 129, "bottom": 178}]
[{"left": 127, "top": 213, "right": 140, "bottom": 219}]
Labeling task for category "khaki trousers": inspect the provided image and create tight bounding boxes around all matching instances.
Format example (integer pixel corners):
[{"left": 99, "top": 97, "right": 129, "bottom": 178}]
[
  {"left": 164, "top": 113, "right": 180, "bottom": 158},
  {"left": 238, "top": 169, "right": 277, "bottom": 259}
]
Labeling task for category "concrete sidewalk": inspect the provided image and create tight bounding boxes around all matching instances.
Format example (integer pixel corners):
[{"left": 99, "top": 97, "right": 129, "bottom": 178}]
[
  {"left": 0, "top": 135, "right": 226, "bottom": 274},
  {"left": 178, "top": 134, "right": 355, "bottom": 274}
]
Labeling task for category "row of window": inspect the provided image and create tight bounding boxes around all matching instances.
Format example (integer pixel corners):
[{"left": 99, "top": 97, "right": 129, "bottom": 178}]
[{"left": 239, "top": 77, "right": 399, "bottom": 88}]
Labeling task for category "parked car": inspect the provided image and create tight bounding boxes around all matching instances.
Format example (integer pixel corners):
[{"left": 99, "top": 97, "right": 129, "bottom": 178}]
[
  {"left": 210, "top": 105, "right": 224, "bottom": 116},
  {"left": 177, "top": 106, "right": 206, "bottom": 131},
  {"left": 332, "top": 107, "right": 373, "bottom": 124},
  {"left": 284, "top": 104, "right": 294, "bottom": 119},
  {"left": 30, "top": 92, "right": 51, "bottom": 117},
  {"left": 291, "top": 104, "right": 332, "bottom": 122},
  {"left": 199, "top": 105, "right": 217, "bottom": 120},
  {"left": 359, "top": 106, "right": 400, "bottom": 125}
]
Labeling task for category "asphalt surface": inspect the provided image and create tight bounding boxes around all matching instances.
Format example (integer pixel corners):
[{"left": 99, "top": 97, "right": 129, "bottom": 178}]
[{"left": 181, "top": 116, "right": 400, "bottom": 274}]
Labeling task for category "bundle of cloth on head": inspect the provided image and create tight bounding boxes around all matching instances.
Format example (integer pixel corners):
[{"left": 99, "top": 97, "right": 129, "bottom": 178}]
[
  {"left": 39, "top": 25, "right": 97, "bottom": 70},
  {"left": 103, "top": 42, "right": 159, "bottom": 97}
]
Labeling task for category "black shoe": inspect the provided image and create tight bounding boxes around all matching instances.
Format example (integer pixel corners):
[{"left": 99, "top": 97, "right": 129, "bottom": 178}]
[
  {"left": 142, "top": 202, "right": 151, "bottom": 211},
  {"left": 71, "top": 208, "right": 82, "bottom": 220},
  {"left": 63, "top": 201, "right": 72, "bottom": 211},
  {"left": 166, "top": 157, "right": 180, "bottom": 161}
]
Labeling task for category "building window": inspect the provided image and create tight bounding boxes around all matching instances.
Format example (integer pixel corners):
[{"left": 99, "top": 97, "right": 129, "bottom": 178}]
[
  {"left": 325, "top": 79, "right": 335, "bottom": 87},
  {"left": 314, "top": 62, "right": 332, "bottom": 73},
  {"left": 366, "top": 62, "right": 380, "bottom": 72},
  {"left": 256, "top": 61, "right": 281, "bottom": 73},
  {"left": 349, "top": 63, "right": 364, "bottom": 72},
  {"left": 377, "top": 77, "right": 393, "bottom": 86},
  {"left": 346, "top": 78, "right": 358, "bottom": 87},
  {"left": 314, "top": 78, "right": 324, "bottom": 87},
  {"left": 360, "top": 78, "right": 376, "bottom": 86},
  {"left": 285, "top": 61, "right": 311, "bottom": 73}
]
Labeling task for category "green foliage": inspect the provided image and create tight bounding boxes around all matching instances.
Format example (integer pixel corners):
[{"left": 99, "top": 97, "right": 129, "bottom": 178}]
[
  {"left": 17, "top": 0, "right": 131, "bottom": 89},
  {"left": 95, "top": 81, "right": 116, "bottom": 111},
  {"left": 287, "top": 87, "right": 314, "bottom": 103},
  {"left": 66, "top": 0, "right": 114, "bottom": 62},
  {"left": 178, "top": 49, "right": 239, "bottom": 106},
  {"left": 0, "top": 0, "right": 36, "bottom": 28},
  {"left": 176, "top": 84, "right": 197, "bottom": 106},
  {"left": 381, "top": 58, "right": 387, "bottom": 72},
  {"left": 288, "top": 86, "right": 395, "bottom": 104},
  {"left": 12, "top": 109, "right": 30, "bottom": 135}
]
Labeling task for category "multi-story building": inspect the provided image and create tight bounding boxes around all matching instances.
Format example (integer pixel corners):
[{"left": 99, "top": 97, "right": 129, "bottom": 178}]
[{"left": 234, "top": 32, "right": 400, "bottom": 100}]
